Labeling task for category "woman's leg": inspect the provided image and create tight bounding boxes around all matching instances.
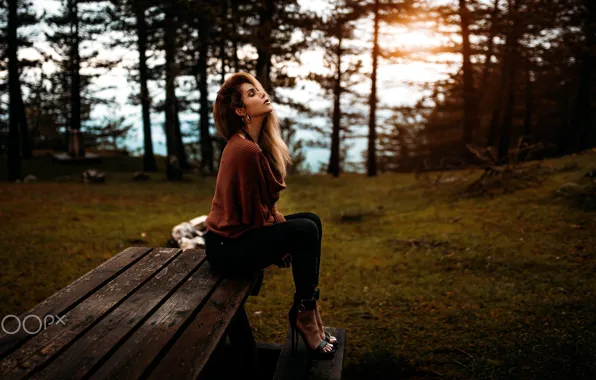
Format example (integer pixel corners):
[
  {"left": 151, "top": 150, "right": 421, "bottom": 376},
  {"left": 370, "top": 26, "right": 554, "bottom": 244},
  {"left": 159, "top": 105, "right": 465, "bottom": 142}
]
[
  {"left": 284, "top": 212, "right": 322, "bottom": 275},
  {"left": 284, "top": 212, "right": 322, "bottom": 241},
  {"left": 204, "top": 218, "right": 333, "bottom": 352},
  {"left": 205, "top": 218, "right": 320, "bottom": 297},
  {"left": 281, "top": 212, "right": 336, "bottom": 344}
]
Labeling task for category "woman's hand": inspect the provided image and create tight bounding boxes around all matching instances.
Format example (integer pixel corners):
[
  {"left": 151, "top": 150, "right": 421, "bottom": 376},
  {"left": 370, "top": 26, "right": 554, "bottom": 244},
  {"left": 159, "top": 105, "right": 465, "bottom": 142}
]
[{"left": 276, "top": 252, "right": 292, "bottom": 268}]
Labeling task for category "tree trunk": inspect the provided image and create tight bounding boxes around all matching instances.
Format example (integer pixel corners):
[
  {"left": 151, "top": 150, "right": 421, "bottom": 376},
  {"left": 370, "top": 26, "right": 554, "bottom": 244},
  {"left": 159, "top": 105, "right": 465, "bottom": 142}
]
[
  {"left": 198, "top": 13, "right": 214, "bottom": 175},
  {"left": 478, "top": 0, "right": 500, "bottom": 148},
  {"left": 174, "top": 97, "right": 188, "bottom": 169},
  {"left": 7, "top": 0, "right": 21, "bottom": 181},
  {"left": 486, "top": 0, "right": 511, "bottom": 149},
  {"left": 479, "top": 0, "right": 499, "bottom": 96},
  {"left": 459, "top": 0, "right": 476, "bottom": 158},
  {"left": 519, "top": 62, "right": 533, "bottom": 161},
  {"left": 230, "top": 0, "right": 239, "bottom": 72},
  {"left": 497, "top": 0, "right": 521, "bottom": 163},
  {"left": 256, "top": 0, "right": 274, "bottom": 94},
  {"left": 16, "top": 79, "right": 31, "bottom": 158},
  {"left": 576, "top": 0, "right": 595, "bottom": 150},
  {"left": 397, "top": 126, "right": 411, "bottom": 171},
  {"left": 367, "top": 0, "right": 379, "bottom": 177},
  {"left": 486, "top": 66, "right": 507, "bottom": 148},
  {"left": 164, "top": 4, "right": 182, "bottom": 180},
  {"left": 328, "top": 37, "right": 342, "bottom": 178},
  {"left": 219, "top": 0, "right": 228, "bottom": 85},
  {"left": 70, "top": 0, "right": 83, "bottom": 157},
  {"left": 558, "top": 80, "right": 573, "bottom": 155},
  {"left": 522, "top": 64, "right": 533, "bottom": 139},
  {"left": 135, "top": 3, "right": 157, "bottom": 172},
  {"left": 31, "top": 73, "right": 44, "bottom": 149}
]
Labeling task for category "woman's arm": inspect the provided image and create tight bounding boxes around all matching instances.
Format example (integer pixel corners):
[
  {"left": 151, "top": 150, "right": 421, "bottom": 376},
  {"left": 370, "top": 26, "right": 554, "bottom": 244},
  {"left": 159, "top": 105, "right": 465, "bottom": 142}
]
[{"left": 234, "top": 150, "right": 269, "bottom": 227}]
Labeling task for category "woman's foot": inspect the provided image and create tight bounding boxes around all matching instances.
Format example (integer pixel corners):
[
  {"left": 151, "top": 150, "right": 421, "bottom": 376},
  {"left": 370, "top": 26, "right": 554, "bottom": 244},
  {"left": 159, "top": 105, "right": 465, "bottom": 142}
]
[
  {"left": 315, "top": 303, "right": 337, "bottom": 344},
  {"left": 296, "top": 309, "right": 335, "bottom": 353}
]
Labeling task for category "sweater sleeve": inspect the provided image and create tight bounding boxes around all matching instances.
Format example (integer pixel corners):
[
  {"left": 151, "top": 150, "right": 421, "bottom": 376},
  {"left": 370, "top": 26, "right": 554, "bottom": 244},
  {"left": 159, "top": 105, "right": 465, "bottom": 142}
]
[{"left": 234, "top": 150, "right": 268, "bottom": 227}]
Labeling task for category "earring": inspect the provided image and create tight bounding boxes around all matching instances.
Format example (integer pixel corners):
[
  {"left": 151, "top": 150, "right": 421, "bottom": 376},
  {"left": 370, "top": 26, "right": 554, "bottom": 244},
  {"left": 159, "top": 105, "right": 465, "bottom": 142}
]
[{"left": 242, "top": 115, "right": 251, "bottom": 124}]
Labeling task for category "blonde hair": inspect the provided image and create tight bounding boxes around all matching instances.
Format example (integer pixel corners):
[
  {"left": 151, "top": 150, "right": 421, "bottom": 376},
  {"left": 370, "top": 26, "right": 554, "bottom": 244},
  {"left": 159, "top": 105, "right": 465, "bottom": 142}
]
[{"left": 213, "top": 72, "right": 292, "bottom": 178}]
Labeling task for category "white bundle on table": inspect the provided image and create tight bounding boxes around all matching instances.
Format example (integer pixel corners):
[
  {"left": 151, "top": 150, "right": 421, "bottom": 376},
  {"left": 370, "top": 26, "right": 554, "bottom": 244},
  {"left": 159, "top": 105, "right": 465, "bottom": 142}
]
[{"left": 171, "top": 215, "right": 208, "bottom": 250}]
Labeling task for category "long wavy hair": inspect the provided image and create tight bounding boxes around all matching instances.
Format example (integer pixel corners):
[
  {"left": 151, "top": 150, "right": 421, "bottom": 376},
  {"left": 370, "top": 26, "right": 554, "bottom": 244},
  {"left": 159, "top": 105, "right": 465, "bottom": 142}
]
[{"left": 213, "top": 72, "right": 292, "bottom": 179}]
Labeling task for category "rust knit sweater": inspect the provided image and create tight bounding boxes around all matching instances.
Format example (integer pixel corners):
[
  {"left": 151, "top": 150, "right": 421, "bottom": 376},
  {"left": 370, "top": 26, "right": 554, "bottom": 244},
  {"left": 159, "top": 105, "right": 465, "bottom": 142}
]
[{"left": 205, "top": 132, "right": 287, "bottom": 239}]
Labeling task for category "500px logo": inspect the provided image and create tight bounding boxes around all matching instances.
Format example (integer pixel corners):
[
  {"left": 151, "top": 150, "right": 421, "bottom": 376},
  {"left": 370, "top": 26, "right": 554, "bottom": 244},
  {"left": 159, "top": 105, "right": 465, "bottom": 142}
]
[{"left": 2, "top": 314, "right": 67, "bottom": 335}]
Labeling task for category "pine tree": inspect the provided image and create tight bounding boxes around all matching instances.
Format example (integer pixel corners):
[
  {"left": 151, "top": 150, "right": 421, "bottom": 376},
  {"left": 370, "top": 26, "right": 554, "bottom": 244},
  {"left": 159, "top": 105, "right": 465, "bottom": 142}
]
[
  {"left": 7, "top": 0, "right": 21, "bottom": 180},
  {"left": 250, "top": 0, "right": 320, "bottom": 97},
  {"left": 354, "top": 0, "right": 420, "bottom": 175},
  {"left": 367, "top": 0, "right": 380, "bottom": 176},
  {"left": 109, "top": 0, "right": 158, "bottom": 171},
  {"left": 1, "top": 0, "right": 39, "bottom": 161},
  {"left": 45, "top": 0, "right": 120, "bottom": 157},
  {"left": 306, "top": 0, "right": 367, "bottom": 177}
]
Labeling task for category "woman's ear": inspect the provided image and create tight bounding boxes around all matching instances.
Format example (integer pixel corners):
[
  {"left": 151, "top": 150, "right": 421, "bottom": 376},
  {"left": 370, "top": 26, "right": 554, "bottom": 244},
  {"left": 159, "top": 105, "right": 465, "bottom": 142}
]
[{"left": 234, "top": 107, "right": 246, "bottom": 117}]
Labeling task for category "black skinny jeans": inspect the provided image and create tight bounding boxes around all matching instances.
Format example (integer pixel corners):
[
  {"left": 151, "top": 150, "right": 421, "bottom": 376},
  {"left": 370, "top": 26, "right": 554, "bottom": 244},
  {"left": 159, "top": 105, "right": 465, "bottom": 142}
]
[{"left": 204, "top": 212, "right": 323, "bottom": 298}]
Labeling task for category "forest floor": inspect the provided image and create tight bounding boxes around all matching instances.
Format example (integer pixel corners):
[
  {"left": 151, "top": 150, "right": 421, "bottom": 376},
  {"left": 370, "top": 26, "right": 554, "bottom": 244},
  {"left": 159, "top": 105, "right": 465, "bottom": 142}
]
[{"left": 1, "top": 150, "right": 595, "bottom": 379}]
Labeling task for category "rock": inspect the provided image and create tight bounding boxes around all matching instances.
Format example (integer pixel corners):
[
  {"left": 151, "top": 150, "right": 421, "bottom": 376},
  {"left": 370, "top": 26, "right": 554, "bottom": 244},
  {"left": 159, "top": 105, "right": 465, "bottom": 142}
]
[
  {"left": 132, "top": 171, "right": 149, "bottom": 181},
  {"left": 557, "top": 182, "right": 582, "bottom": 193},
  {"left": 81, "top": 169, "right": 106, "bottom": 184},
  {"left": 585, "top": 170, "right": 596, "bottom": 178},
  {"left": 23, "top": 174, "right": 37, "bottom": 183},
  {"left": 556, "top": 182, "right": 590, "bottom": 198}
]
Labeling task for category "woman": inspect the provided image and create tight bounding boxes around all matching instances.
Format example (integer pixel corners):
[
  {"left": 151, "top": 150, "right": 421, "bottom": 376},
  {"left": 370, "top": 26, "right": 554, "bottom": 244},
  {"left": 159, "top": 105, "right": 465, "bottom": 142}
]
[{"left": 204, "top": 72, "right": 338, "bottom": 358}]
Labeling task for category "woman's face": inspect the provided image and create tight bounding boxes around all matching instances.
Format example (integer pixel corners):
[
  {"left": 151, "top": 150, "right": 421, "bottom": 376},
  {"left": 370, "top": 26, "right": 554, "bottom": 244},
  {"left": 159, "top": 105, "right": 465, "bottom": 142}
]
[{"left": 236, "top": 82, "right": 273, "bottom": 118}]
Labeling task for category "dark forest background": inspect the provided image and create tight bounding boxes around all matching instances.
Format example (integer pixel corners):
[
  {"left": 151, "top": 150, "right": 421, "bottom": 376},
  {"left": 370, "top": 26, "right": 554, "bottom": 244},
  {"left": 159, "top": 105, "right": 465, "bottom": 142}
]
[{"left": 1, "top": 0, "right": 595, "bottom": 180}]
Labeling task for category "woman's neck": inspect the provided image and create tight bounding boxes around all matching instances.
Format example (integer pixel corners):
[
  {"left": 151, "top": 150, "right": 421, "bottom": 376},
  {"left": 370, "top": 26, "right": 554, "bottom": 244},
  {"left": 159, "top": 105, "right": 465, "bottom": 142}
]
[{"left": 240, "top": 117, "right": 265, "bottom": 143}]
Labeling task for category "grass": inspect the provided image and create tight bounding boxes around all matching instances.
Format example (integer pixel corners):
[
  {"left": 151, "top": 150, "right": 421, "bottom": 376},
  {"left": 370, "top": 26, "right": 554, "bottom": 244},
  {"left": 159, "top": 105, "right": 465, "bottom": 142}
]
[{"left": 1, "top": 151, "right": 595, "bottom": 379}]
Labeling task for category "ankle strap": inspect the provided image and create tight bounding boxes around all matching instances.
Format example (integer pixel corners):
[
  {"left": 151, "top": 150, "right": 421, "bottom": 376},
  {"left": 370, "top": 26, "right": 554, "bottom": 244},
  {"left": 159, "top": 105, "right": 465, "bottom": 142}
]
[
  {"left": 295, "top": 298, "right": 316, "bottom": 312},
  {"left": 293, "top": 292, "right": 317, "bottom": 312}
]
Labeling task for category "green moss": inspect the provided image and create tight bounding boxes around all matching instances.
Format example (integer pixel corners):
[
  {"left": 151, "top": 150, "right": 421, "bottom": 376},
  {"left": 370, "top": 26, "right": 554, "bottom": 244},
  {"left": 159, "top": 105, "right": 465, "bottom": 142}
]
[{"left": 1, "top": 150, "right": 595, "bottom": 378}]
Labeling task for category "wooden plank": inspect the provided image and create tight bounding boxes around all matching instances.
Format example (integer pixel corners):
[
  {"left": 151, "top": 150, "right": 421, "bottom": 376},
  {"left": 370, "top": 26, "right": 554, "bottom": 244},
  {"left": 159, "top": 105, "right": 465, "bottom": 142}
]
[
  {"left": 309, "top": 327, "right": 346, "bottom": 380},
  {"left": 29, "top": 249, "right": 208, "bottom": 380},
  {"left": 0, "top": 248, "right": 180, "bottom": 379},
  {"left": 0, "top": 247, "right": 152, "bottom": 359},
  {"left": 255, "top": 341, "right": 283, "bottom": 353},
  {"left": 145, "top": 276, "right": 253, "bottom": 380},
  {"left": 86, "top": 254, "right": 221, "bottom": 380},
  {"left": 255, "top": 341, "right": 283, "bottom": 380},
  {"left": 273, "top": 327, "right": 346, "bottom": 380}
]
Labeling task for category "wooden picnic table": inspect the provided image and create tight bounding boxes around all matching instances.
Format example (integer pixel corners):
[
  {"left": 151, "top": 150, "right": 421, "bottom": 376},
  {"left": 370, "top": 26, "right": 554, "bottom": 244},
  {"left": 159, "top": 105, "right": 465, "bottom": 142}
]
[{"left": 0, "top": 246, "right": 263, "bottom": 380}]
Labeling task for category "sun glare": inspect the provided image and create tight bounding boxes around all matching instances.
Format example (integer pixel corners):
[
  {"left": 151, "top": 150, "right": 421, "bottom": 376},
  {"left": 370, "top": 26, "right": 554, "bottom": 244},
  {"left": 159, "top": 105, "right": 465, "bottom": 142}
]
[{"left": 391, "top": 27, "right": 444, "bottom": 51}]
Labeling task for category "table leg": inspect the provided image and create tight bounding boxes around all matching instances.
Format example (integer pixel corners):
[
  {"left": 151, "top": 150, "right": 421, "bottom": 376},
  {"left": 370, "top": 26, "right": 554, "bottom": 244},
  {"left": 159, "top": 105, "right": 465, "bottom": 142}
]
[{"left": 227, "top": 306, "right": 259, "bottom": 376}]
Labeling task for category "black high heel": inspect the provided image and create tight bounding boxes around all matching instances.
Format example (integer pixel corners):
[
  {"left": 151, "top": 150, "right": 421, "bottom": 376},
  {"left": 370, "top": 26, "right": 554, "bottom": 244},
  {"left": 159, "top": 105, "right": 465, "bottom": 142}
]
[
  {"left": 313, "top": 288, "right": 338, "bottom": 345},
  {"left": 288, "top": 293, "right": 337, "bottom": 359}
]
